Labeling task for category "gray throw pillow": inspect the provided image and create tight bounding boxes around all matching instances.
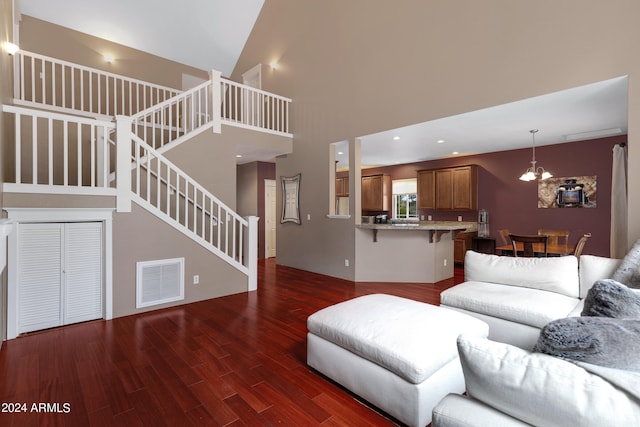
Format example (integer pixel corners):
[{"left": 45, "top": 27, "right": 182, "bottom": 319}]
[
  {"left": 534, "top": 317, "right": 640, "bottom": 371},
  {"left": 612, "top": 239, "right": 640, "bottom": 288},
  {"left": 581, "top": 279, "right": 640, "bottom": 318}
]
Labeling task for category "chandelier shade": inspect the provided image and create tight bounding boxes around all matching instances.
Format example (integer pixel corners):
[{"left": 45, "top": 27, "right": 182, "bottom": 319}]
[{"left": 519, "top": 129, "right": 552, "bottom": 181}]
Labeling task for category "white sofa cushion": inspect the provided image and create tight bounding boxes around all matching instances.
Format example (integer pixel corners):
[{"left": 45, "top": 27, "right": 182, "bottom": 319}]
[
  {"left": 457, "top": 335, "right": 640, "bottom": 427},
  {"left": 440, "top": 281, "right": 580, "bottom": 328},
  {"left": 579, "top": 254, "right": 622, "bottom": 298},
  {"left": 464, "top": 251, "right": 579, "bottom": 298},
  {"left": 307, "top": 294, "right": 488, "bottom": 384}
]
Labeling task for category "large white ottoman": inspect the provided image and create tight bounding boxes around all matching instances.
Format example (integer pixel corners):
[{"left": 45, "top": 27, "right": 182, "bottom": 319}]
[{"left": 307, "top": 294, "right": 489, "bottom": 427}]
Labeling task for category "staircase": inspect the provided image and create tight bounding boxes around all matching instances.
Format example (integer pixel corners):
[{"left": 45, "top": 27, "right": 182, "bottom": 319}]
[{"left": 4, "top": 50, "right": 293, "bottom": 289}]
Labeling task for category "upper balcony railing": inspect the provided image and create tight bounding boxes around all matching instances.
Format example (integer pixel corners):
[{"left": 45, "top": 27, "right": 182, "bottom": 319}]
[
  {"left": 220, "top": 78, "right": 291, "bottom": 136},
  {"left": 13, "top": 50, "right": 292, "bottom": 138},
  {"left": 13, "top": 50, "right": 181, "bottom": 119}
]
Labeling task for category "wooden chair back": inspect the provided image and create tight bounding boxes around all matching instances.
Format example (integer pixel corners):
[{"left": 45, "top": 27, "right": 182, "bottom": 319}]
[
  {"left": 573, "top": 233, "right": 592, "bottom": 258},
  {"left": 509, "top": 234, "right": 549, "bottom": 257},
  {"left": 537, "top": 229, "right": 570, "bottom": 246}
]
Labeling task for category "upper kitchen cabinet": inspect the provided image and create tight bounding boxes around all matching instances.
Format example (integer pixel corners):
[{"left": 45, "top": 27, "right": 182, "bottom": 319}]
[
  {"left": 362, "top": 174, "right": 391, "bottom": 212},
  {"left": 417, "top": 170, "right": 435, "bottom": 209},
  {"left": 418, "top": 165, "right": 478, "bottom": 211},
  {"left": 336, "top": 176, "right": 349, "bottom": 197}
]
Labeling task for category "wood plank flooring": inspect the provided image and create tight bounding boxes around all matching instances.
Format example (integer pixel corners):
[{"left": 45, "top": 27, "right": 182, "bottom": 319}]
[{"left": 0, "top": 259, "right": 463, "bottom": 426}]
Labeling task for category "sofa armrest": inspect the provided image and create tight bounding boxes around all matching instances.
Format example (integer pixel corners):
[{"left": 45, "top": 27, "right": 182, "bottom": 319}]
[{"left": 457, "top": 335, "right": 640, "bottom": 427}]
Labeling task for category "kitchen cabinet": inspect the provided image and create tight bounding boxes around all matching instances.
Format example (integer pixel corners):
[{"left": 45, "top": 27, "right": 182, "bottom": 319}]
[
  {"left": 418, "top": 165, "right": 478, "bottom": 211},
  {"left": 336, "top": 176, "right": 349, "bottom": 197},
  {"left": 454, "top": 231, "right": 476, "bottom": 264},
  {"left": 417, "top": 170, "right": 435, "bottom": 209},
  {"left": 361, "top": 174, "right": 391, "bottom": 212}
]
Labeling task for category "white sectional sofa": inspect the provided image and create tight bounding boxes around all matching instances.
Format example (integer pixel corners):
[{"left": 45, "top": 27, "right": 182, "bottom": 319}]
[
  {"left": 440, "top": 250, "right": 622, "bottom": 350},
  {"left": 434, "top": 250, "right": 640, "bottom": 427},
  {"left": 432, "top": 334, "right": 640, "bottom": 427}
]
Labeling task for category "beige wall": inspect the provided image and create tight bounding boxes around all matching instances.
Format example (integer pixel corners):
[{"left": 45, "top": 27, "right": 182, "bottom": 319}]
[
  {"left": 112, "top": 203, "right": 247, "bottom": 318},
  {"left": 5, "top": 15, "right": 266, "bottom": 320},
  {"left": 233, "top": 0, "right": 640, "bottom": 279},
  {"left": 19, "top": 15, "right": 208, "bottom": 88}
]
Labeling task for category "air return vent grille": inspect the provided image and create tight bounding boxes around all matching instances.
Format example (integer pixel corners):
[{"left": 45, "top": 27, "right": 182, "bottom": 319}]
[{"left": 136, "top": 258, "right": 184, "bottom": 308}]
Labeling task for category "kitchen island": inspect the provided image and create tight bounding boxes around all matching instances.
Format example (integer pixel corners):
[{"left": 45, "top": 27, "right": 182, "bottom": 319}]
[{"left": 355, "top": 221, "right": 477, "bottom": 283}]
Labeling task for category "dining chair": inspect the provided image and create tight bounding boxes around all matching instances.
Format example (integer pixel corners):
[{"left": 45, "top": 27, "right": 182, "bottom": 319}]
[
  {"left": 572, "top": 233, "right": 592, "bottom": 258},
  {"left": 537, "top": 229, "right": 570, "bottom": 246},
  {"left": 497, "top": 229, "right": 511, "bottom": 247},
  {"left": 509, "top": 234, "right": 549, "bottom": 257}
]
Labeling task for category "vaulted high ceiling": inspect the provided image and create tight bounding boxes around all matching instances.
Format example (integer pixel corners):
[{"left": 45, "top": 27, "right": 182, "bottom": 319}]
[{"left": 18, "top": 0, "right": 264, "bottom": 77}]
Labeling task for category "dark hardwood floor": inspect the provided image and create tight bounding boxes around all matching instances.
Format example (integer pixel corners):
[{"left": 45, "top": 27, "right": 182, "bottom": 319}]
[{"left": 0, "top": 259, "right": 464, "bottom": 426}]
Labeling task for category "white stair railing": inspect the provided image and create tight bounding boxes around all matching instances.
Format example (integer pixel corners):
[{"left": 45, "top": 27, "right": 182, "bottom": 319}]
[
  {"left": 126, "top": 132, "right": 257, "bottom": 287},
  {"left": 2, "top": 104, "right": 116, "bottom": 195},
  {"left": 220, "top": 78, "right": 291, "bottom": 136},
  {"left": 129, "top": 76, "right": 220, "bottom": 153},
  {"left": 13, "top": 50, "right": 181, "bottom": 119},
  {"left": 12, "top": 50, "right": 292, "bottom": 139}
]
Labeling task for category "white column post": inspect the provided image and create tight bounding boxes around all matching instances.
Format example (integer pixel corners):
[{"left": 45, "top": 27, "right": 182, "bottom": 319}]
[
  {"left": 246, "top": 215, "right": 259, "bottom": 291},
  {"left": 209, "top": 69, "right": 222, "bottom": 134},
  {"left": 96, "top": 126, "right": 106, "bottom": 188},
  {"left": 115, "top": 115, "right": 132, "bottom": 212}
]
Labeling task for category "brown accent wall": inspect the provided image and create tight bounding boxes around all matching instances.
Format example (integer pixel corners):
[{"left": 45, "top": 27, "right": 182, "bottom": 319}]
[
  {"left": 237, "top": 161, "right": 276, "bottom": 259},
  {"left": 363, "top": 135, "right": 625, "bottom": 257},
  {"left": 234, "top": 0, "right": 640, "bottom": 280}
]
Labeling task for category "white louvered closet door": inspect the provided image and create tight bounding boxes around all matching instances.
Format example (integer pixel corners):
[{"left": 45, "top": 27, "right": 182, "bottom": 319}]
[
  {"left": 17, "top": 222, "right": 103, "bottom": 334},
  {"left": 64, "top": 222, "right": 103, "bottom": 325},
  {"left": 18, "top": 223, "right": 64, "bottom": 334}
]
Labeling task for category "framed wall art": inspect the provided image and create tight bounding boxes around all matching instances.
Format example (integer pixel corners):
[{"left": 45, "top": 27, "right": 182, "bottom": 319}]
[{"left": 538, "top": 175, "right": 597, "bottom": 208}]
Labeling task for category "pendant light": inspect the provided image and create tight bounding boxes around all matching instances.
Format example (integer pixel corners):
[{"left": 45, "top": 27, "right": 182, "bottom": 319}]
[{"left": 519, "top": 129, "right": 552, "bottom": 181}]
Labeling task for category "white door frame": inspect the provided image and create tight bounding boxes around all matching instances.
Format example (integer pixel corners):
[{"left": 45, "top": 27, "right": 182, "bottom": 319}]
[
  {"left": 264, "top": 179, "right": 276, "bottom": 258},
  {"left": 4, "top": 208, "right": 114, "bottom": 339}
]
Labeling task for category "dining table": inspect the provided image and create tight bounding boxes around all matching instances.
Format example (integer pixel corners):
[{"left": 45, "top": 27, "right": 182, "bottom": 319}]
[{"left": 495, "top": 242, "right": 573, "bottom": 257}]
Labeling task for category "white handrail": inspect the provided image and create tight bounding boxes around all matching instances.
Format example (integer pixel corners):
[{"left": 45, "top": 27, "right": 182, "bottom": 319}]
[
  {"left": 220, "top": 78, "right": 291, "bottom": 136},
  {"left": 130, "top": 79, "right": 216, "bottom": 152},
  {"left": 2, "top": 104, "right": 116, "bottom": 192},
  {"left": 13, "top": 50, "right": 181, "bottom": 119},
  {"left": 129, "top": 133, "right": 253, "bottom": 272}
]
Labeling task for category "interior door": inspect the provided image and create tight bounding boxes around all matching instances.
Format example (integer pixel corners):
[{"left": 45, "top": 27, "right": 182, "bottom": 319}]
[
  {"left": 17, "top": 222, "right": 103, "bottom": 335},
  {"left": 18, "top": 223, "right": 64, "bottom": 333},
  {"left": 242, "top": 64, "right": 262, "bottom": 127},
  {"left": 265, "top": 179, "right": 277, "bottom": 258},
  {"left": 64, "top": 222, "right": 103, "bottom": 325}
]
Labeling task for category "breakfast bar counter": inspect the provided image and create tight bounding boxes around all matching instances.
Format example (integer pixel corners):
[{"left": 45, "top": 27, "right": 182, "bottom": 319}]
[{"left": 355, "top": 221, "right": 477, "bottom": 283}]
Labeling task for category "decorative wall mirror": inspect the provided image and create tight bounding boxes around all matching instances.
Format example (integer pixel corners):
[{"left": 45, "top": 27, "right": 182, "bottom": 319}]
[{"left": 281, "top": 174, "right": 301, "bottom": 224}]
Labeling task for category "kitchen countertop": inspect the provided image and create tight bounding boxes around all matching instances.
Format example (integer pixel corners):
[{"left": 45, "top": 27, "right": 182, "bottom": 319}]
[
  {"left": 357, "top": 221, "right": 477, "bottom": 231},
  {"left": 357, "top": 221, "right": 477, "bottom": 243}
]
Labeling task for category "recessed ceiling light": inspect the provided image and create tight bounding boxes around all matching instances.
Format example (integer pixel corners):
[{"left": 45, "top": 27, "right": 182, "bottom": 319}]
[
  {"left": 235, "top": 154, "right": 243, "bottom": 158},
  {"left": 337, "top": 151, "right": 344, "bottom": 155},
  {"left": 452, "top": 151, "right": 459, "bottom": 155},
  {"left": 437, "top": 140, "right": 445, "bottom": 144},
  {"left": 393, "top": 136, "right": 400, "bottom": 140}
]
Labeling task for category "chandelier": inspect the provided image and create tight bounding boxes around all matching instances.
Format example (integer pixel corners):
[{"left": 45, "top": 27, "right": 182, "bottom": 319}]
[{"left": 519, "top": 129, "right": 552, "bottom": 181}]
